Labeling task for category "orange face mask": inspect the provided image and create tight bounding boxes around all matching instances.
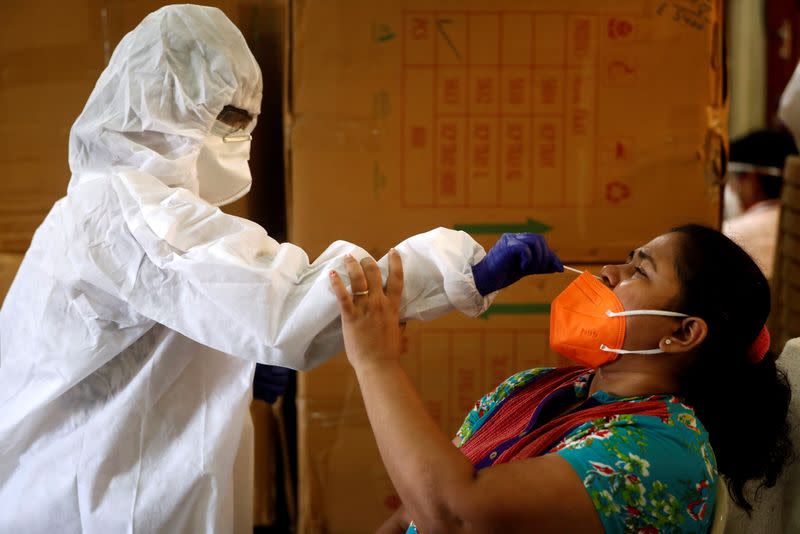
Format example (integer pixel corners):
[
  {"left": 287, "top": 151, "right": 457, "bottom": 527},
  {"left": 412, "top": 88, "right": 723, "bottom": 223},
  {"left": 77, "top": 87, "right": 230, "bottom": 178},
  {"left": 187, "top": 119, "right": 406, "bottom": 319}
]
[{"left": 550, "top": 272, "right": 688, "bottom": 368}]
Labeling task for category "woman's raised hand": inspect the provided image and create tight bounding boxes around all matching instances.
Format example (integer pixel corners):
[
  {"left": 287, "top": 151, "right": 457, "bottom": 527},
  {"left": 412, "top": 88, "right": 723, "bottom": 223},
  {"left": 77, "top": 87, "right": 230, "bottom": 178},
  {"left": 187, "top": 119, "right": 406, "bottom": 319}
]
[{"left": 330, "top": 250, "right": 405, "bottom": 370}]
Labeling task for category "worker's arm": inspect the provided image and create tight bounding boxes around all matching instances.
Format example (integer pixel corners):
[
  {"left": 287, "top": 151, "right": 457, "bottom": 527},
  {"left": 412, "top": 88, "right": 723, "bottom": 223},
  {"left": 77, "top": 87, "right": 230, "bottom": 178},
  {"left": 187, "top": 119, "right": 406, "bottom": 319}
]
[
  {"left": 99, "top": 171, "right": 493, "bottom": 369},
  {"left": 330, "top": 253, "right": 603, "bottom": 534}
]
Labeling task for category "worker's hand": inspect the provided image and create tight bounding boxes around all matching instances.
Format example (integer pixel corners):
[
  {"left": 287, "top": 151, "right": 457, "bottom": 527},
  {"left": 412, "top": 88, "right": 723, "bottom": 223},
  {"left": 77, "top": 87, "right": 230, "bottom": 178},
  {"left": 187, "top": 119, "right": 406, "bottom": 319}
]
[
  {"left": 330, "top": 251, "right": 404, "bottom": 371},
  {"left": 471, "top": 233, "right": 563, "bottom": 295},
  {"left": 252, "top": 364, "right": 290, "bottom": 403}
]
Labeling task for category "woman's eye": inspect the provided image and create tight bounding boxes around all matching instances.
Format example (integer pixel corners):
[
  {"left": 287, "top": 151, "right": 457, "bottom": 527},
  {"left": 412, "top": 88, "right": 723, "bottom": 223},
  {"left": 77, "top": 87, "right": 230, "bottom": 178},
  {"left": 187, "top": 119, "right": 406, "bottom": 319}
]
[{"left": 634, "top": 265, "right": 647, "bottom": 277}]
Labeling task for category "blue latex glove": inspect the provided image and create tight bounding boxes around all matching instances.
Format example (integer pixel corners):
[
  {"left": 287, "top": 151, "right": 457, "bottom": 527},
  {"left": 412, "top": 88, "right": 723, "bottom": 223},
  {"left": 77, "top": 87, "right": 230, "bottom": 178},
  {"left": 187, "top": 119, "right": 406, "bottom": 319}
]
[
  {"left": 471, "top": 233, "right": 564, "bottom": 296},
  {"left": 252, "top": 364, "right": 291, "bottom": 403}
]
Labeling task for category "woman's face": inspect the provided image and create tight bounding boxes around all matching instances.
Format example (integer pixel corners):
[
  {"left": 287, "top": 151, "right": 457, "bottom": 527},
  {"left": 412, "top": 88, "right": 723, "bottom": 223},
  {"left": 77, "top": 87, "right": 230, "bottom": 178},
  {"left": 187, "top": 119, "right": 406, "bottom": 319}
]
[{"left": 600, "top": 232, "right": 685, "bottom": 351}]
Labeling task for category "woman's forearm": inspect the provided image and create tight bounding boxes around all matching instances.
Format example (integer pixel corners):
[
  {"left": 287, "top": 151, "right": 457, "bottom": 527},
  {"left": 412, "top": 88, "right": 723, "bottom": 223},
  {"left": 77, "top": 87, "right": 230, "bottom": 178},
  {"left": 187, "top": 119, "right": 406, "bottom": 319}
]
[
  {"left": 354, "top": 361, "right": 476, "bottom": 531},
  {"left": 330, "top": 250, "right": 592, "bottom": 533}
]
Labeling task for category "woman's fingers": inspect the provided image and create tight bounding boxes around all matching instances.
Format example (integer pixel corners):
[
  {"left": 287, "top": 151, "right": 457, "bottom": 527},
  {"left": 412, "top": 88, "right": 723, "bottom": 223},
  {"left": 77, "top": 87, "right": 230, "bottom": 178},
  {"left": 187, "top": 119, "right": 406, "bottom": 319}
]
[
  {"left": 360, "top": 257, "right": 383, "bottom": 296},
  {"left": 344, "top": 254, "right": 369, "bottom": 296},
  {"left": 334, "top": 254, "right": 405, "bottom": 369},
  {"left": 329, "top": 270, "right": 355, "bottom": 318},
  {"left": 387, "top": 249, "right": 404, "bottom": 307}
]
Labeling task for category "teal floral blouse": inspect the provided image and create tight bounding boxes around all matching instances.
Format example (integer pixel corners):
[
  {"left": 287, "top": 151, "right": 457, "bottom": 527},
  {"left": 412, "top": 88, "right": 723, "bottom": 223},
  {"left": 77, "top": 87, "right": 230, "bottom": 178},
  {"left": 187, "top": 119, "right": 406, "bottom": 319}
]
[{"left": 406, "top": 367, "right": 718, "bottom": 534}]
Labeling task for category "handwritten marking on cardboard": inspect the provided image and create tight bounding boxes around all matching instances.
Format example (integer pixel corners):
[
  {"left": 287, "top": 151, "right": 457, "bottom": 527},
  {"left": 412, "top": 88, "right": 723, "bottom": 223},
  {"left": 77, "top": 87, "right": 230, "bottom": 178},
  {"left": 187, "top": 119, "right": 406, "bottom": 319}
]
[
  {"left": 436, "top": 19, "right": 463, "bottom": 61},
  {"left": 373, "top": 22, "right": 396, "bottom": 42},
  {"left": 411, "top": 17, "right": 429, "bottom": 40},
  {"left": 605, "top": 181, "right": 631, "bottom": 203},
  {"left": 656, "top": 0, "right": 712, "bottom": 30},
  {"left": 439, "top": 122, "right": 459, "bottom": 197},
  {"left": 607, "top": 18, "right": 633, "bottom": 39},
  {"left": 607, "top": 60, "right": 637, "bottom": 86}
]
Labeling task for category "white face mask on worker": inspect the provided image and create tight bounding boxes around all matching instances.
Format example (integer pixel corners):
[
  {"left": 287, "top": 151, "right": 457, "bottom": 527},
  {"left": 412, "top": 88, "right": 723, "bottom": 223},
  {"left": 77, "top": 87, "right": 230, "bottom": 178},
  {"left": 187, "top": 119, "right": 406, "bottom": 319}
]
[{"left": 196, "top": 120, "right": 253, "bottom": 206}]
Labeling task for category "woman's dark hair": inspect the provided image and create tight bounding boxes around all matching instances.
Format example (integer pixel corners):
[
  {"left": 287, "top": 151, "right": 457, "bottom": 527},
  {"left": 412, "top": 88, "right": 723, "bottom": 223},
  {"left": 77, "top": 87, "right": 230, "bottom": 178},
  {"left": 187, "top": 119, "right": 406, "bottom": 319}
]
[{"left": 671, "top": 224, "right": 793, "bottom": 511}]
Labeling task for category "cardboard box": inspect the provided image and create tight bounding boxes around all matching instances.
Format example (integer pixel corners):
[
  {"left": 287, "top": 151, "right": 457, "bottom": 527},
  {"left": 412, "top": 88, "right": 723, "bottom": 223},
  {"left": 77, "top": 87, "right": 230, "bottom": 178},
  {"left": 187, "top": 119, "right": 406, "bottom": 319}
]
[
  {"left": 287, "top": 0, "right": 724, "bottom": 265},
  {"left": 288, "top": 1, "right": 724, "bottom": 532},
  {"left": 297, "top": 267, "right": 594, "bottom": 533},
  {"left": 0, "top": 0, "right": 273, "bottom": 253},
  {"left": 0, "top": 254, "right": 23, "bottom": 305}
]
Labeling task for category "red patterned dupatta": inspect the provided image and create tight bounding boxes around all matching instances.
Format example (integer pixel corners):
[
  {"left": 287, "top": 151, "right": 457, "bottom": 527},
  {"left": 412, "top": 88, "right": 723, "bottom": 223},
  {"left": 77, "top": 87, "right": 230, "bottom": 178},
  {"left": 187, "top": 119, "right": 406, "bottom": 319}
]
[{"left": 459, "top": 367, "right": 670, "bottom": 467}]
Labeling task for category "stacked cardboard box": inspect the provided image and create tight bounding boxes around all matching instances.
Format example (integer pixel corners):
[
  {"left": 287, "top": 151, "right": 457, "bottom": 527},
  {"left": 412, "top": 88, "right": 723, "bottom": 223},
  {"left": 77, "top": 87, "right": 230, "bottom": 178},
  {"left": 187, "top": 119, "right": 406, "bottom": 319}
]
[
  {"left": 0, "top": 0, "right": 262, "bottom": 258},
  {"left": 0, "top": 254, "right": 22, "bottom": 305},
  {"left": 288, "top": 0, "right": 725, "bottom": 532}
]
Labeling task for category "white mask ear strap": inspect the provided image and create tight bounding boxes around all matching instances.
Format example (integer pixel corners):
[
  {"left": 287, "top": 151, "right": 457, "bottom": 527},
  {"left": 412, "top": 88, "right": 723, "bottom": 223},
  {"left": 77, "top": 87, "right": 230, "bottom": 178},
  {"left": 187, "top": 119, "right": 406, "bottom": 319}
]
[
  {"left": 600, "top": 344, "right": 664, "bottom": 355},
  {"left": 606, "top": 310, "right": 688, "bottom": 318},
  {"left": 222, "top": 132, "right": 252, "bottom": 143}
]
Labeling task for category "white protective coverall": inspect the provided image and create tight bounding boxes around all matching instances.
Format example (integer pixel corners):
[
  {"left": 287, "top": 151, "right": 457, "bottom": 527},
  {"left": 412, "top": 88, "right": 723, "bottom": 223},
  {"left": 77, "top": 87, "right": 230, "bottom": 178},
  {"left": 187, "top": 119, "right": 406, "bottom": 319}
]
[{"left": 0, "top": 5, "right": 493, "bottom": 533}]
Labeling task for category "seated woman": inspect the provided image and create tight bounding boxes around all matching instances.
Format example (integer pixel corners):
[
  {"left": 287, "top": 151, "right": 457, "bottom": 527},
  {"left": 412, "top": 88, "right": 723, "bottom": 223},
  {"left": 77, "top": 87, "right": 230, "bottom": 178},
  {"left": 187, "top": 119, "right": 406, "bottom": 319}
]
[{"left": 328, "top": 225, "right": 793, "bottom": 533}]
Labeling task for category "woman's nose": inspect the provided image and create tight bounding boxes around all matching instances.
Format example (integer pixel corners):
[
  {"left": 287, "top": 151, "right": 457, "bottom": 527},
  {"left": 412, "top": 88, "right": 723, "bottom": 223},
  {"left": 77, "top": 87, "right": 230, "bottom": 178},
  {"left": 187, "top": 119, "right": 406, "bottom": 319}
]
[{"left": 601, "top": 265, "right": 623, "bottom": 288}]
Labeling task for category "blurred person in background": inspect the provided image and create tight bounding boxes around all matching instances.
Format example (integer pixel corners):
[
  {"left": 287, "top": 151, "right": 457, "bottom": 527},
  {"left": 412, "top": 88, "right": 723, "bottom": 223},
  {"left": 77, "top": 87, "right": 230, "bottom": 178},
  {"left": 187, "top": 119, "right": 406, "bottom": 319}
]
[{"left": 722, "top": 129, "right": 797, "bottom": 280}]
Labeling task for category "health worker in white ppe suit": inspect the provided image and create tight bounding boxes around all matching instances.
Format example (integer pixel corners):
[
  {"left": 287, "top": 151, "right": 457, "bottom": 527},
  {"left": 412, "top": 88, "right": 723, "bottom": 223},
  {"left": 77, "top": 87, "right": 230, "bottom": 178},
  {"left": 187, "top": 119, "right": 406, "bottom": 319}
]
[{"left": 0, "top": 5, "right": 564, "bottom": 533}]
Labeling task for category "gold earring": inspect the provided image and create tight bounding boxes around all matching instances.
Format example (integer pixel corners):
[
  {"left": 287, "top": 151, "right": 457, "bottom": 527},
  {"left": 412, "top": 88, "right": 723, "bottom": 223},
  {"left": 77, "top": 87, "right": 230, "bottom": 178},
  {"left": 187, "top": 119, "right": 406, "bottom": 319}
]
[{"left": 665, "top": 339, "right": 672, "bottom": 345}]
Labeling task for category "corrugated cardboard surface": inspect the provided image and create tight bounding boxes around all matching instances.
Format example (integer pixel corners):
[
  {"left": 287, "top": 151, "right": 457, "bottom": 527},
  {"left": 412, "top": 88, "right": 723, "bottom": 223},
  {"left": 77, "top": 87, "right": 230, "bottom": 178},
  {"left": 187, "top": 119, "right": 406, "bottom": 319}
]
[
  {"left": 0, "top": 254, "right": 23, "bottom": 305},
  {"left": 289, "top": 1, "right": 724, "bottom": 532},
  {"left": 287, "top": 0, "right": 724, "bottom": 265},
  {"left": 0, "top": 0, "right": 262, "bottom": 253}
]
